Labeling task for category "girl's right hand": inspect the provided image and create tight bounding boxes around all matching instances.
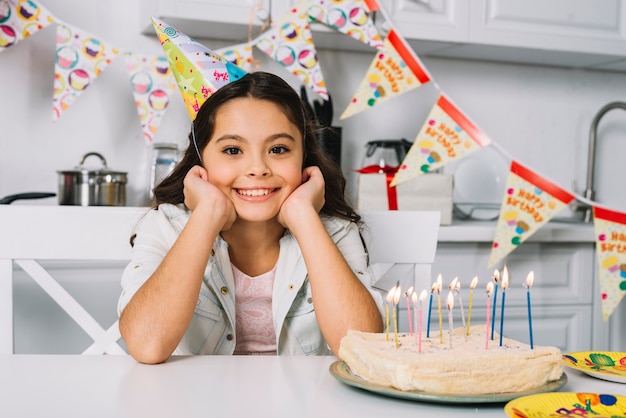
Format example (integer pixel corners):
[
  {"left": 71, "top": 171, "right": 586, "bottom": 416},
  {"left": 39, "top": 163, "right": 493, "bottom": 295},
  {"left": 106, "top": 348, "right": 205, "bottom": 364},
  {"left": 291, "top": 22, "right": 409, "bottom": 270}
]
[{"left": 183, "top": 165, "right": 237, "bottom": 231}]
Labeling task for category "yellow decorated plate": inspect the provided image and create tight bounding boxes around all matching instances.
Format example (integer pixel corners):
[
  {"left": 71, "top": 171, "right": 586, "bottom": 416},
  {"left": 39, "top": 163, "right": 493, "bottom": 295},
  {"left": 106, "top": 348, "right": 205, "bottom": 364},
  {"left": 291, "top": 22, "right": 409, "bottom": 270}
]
[
  {"left": 329, "top": 361, "right": 567, "bottom": 404},
  {"left": 505, "top": 392, "right": 626, "bottom": 417},
  {"left": 563, "top": 351, "right": 626, "bottom": 384}
]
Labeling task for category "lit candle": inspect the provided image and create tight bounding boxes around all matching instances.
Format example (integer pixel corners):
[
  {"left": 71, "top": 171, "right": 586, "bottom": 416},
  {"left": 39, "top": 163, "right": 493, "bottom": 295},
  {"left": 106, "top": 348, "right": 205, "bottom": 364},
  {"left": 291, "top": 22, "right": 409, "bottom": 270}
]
[
  {"left": 466, "top": 276, "right": 478, "bottom": 336},
  {"left": 405, "top": 286, "right": 414, "bottom": 336},
  {"left": 525, "top": 271, "right": 535, "bottom": 349},
  {"left": 436, "top": 274, "right": 443, "bottom": 344},
  {"left": 446, "top": 290, "right": 454, "bottom": 348},
  {"left": 426, "top": 281, "right": 436, "bottom": 338},
  {"left": 452, "top": 278, "right": 466, "bottom": 339},
  {"left": 418, "top": 290, "right": 427, "bottom": 353},
  {"left": 385, "top": 286, "right": 395, "bottom": 341},
  {"left": 412, "top": 292, "right": 418, "bottom": 347},
  {"left": 499, "top": 266, "right": 510, "bottom": 347},
  {"left": 392, "top": 285, "right": 402, "bottom": 348},
  {"left": 490, "top": 269, "right": 500, "bottom": 340},
  {"left": 485, "top": 282, "right": 494, "bottom": 350}
]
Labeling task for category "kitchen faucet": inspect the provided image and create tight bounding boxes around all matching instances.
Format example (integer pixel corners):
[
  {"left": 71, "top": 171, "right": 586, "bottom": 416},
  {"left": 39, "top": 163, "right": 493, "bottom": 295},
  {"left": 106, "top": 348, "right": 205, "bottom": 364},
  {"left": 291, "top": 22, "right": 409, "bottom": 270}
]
[{"left": 574, "top": 101, "right": 626, "bottom": 222}]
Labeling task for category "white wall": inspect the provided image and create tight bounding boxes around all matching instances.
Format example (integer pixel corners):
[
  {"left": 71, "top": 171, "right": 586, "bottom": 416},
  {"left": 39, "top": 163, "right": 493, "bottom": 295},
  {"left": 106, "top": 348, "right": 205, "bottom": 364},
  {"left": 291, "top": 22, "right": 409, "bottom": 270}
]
[{"left": 3, "top": 0, "right": 626, "bottom": 353}]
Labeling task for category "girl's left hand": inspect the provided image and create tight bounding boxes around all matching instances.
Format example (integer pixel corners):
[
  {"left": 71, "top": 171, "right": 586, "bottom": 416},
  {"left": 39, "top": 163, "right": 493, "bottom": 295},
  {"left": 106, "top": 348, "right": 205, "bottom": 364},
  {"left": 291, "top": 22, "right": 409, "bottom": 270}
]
[{"left": 278, "top": 166, "right": 325, "bottom": 229}]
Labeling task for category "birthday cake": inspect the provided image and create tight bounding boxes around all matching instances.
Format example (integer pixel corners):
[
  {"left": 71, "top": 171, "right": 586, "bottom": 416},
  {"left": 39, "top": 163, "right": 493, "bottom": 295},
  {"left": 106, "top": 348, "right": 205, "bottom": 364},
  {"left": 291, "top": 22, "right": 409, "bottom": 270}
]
[{"left": 338, "top": 325, "right": 563, "bottom": 395}]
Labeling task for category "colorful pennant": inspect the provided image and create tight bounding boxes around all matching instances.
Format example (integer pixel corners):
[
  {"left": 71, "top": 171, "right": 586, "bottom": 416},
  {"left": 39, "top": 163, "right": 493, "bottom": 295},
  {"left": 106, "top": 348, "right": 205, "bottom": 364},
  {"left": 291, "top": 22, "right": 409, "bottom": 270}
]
[
  {"left": 340, "top": 28, "right": 431, "bottom": 119},
  {"left": 303, "top": 0, "right": 384, "bottom": 50},
  {"left": 391, "top": 94, "right": 492, "bottom": 186},
  {"left": 52, "top": 22, "right": 119, "bottom": 121},
  {"left": 152, "top": 17, "right": 247, "bottom": 121},
  {"left": 255, "top": 2, "right": 328, "bottom": 100},
  {"left": 593, "top": 206, "right": 626, "bottom": 321},
  {"left": 488, "top": 161, "right": 575, "bottom": 268},
  {"left": 215, "top": 42, "right": 255, "bottom": 72},
  {"left": 124, "top": 52, "right": 177, "bottom": 144},
  {"left": 0, "top": 0, "right": 55, "bottom": 53}
]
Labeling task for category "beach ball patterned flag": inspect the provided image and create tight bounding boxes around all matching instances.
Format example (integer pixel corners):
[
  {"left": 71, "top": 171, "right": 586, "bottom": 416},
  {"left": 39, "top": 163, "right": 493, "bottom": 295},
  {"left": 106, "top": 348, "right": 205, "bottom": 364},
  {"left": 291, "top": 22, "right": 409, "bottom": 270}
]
[
  {"left": 303, "top": 0, "right": 384, "bottom": 50},
  {"left": 215, "top": 42, "right": 255, "bottom": 72},
  {"left": 52, "top": 22, "right": 119, "bottom": 121},
  {"left": 391, "top": 94, "right": 492, "bottom": 187},
  {"left": 255, "top": 2, "right": 328, "bottom": 100},
  {"left": 152, "top": 17, "right": 247, "bottom": 121},
  {"left": 488, "top": 161, "right": 575, "bottom": 268},
  {"left": 0, "top": 0, "right": 55, "bottom": 53},
  {"left": 124, "top": 52, "right": 177, "bottom": 144},
  {"left": 593, "top": 206, "right": 626, "bottom": 321},
  {"left": 340, "top": 28, "right": 431, "bottom": 120}
]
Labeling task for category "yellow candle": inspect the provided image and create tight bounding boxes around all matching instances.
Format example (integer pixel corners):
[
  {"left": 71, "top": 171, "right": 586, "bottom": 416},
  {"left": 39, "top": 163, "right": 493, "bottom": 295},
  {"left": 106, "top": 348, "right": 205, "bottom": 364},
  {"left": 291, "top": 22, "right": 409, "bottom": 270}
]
[
  {"left": 385, "top": 287, "right": 394, "bottom": 341},
  {"left": 393, "top": 286, "right": 402, "bottom": 348},
  {"left": 466, "top": 276, "right": 478, "bottom": 335},
  {"left": 436, "top": 274, "right": 443, "bottom": 344}
]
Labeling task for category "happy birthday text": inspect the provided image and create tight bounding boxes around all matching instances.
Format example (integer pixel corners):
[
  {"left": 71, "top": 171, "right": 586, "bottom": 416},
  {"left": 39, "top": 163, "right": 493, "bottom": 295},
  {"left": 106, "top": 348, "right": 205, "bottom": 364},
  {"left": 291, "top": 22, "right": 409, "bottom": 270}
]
[
  {"left": 506, "top": 189, "right": 545, "bottom": 223},
  {"left": 600, "top": 231, "right": 626, "bottom": 253},
  {"left": 375, "top": 57, "right": 404, "bottom": 93},
  {"left": 424, "top": 122, "right": 460, "bottom": 158}
]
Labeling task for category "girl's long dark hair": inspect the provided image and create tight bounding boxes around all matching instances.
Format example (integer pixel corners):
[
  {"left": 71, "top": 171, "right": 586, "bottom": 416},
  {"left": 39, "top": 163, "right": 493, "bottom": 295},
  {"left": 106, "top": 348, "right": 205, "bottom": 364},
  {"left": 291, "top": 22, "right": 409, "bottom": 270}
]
[{"left": 153, "top": 71, "right": 360, "bottom": 224}]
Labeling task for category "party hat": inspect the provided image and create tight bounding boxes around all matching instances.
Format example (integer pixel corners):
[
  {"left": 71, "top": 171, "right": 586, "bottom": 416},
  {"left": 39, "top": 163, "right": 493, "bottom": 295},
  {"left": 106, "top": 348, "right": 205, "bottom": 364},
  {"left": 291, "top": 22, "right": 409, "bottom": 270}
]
[{"left": 151, "top": 17, "right": 247, "bottom": 120}]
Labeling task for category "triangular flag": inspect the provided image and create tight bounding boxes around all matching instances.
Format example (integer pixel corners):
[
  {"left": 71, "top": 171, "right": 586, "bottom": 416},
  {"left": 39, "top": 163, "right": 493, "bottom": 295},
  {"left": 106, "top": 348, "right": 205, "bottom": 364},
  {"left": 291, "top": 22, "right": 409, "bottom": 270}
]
[
  {"left": 52, "top": 22, "right": 119, "bottom": 121},
  {"left": 152, "top": 17, "right": 247, "bottom": 121},
  {"left": 0, "top": 0, "right": 55, "bottom": 53},
  {"left": 593, "top": 206, "right": 626, "bottom": 321},
  {"left": 488, "top": 161, "right": 575, "bottom": 268},
  {"left": 391, "top": 94, "right": 492, "bottom": 186},
  {"left": 215, "top": 42, "right": 255, "bottom": 72},
  {"left": 254, "top": 3, "right": 328, "bottom": 100},
  {"left": 125, "top": 52, "right": 177, "bottom": 144},
  {"left": 304, "top": 0, "right": 384, "bottom": 49},
  {"left": 340, "top": 28, "right": 431, "bottom": 119}
]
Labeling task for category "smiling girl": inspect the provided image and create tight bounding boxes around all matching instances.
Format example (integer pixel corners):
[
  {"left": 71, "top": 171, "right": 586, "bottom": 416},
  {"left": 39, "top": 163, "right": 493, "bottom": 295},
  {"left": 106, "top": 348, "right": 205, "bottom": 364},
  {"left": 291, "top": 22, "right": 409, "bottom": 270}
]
[{"left": 118, "top": 71, "right": 383, "bottom": 364}]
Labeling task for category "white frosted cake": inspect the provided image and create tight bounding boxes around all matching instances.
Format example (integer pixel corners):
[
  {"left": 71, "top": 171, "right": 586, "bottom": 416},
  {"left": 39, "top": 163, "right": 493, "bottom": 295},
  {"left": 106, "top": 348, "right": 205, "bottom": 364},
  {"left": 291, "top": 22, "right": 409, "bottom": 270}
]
[{"left": 338, "top": 325, "right": 563, "bottom": 395}]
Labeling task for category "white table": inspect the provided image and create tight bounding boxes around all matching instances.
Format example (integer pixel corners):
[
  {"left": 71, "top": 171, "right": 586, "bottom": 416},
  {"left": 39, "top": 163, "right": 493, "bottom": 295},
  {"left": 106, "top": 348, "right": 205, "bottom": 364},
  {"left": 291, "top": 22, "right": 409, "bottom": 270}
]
[{"left": 1, "top": 355, "right": 622, "bottom": 418}]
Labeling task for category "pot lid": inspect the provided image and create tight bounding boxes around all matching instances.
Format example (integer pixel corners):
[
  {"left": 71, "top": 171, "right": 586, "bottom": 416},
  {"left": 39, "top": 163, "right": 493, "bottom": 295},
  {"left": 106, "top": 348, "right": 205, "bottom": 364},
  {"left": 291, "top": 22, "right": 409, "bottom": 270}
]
[{"left": 57, "top": 152, "right": 127, "bottom": 176}]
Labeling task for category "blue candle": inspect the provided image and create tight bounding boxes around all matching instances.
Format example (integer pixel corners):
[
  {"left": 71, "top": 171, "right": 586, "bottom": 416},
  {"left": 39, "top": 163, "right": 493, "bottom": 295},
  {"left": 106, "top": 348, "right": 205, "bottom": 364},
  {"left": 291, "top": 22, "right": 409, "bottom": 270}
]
[
  {"left": 490, "top": 269, "right": 500, "bottom": 340},
  {"left": 526, "top": 271, "right": 535, "bottom": 349},
  {"left": 426, "top": 283, "right": 435, "bottom": 338},
  {"left": 499, "top": 267, "right": 509, "bottom": 347}
]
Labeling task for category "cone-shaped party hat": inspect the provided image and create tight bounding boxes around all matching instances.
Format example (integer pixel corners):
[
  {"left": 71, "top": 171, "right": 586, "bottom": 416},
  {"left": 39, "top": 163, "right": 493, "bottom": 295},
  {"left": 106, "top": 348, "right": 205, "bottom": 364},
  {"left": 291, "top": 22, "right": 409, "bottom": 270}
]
[{"left": 151, "top": 17, "right": 247, "bottom": 120}]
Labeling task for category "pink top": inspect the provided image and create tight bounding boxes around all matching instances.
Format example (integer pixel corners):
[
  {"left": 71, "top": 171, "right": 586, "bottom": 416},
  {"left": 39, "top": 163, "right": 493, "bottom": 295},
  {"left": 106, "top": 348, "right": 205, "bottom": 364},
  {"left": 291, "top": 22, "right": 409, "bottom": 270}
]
[{"left": 232, "top": 264, "right": 277, "bottom": 355}]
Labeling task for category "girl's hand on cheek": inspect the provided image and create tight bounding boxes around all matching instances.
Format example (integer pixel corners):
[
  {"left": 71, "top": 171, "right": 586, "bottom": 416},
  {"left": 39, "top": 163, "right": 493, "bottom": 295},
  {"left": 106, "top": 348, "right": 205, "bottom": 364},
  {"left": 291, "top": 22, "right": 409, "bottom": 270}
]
[
  {"left": 278, "top": 166, "right": 325, "bottom": 228},
  {"left": 183, "top": 166, "right": 237, "bottom": 230}
]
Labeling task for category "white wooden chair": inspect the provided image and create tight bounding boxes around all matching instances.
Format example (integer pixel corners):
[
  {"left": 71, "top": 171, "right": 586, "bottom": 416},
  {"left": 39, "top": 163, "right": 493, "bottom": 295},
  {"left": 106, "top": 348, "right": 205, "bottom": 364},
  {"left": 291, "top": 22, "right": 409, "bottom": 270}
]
[
  {"left": 0, "top": 205, "right": 145, "bottom": 354},
  {"left": 361, "top": 210, "right": 440, "bottom": 313}
]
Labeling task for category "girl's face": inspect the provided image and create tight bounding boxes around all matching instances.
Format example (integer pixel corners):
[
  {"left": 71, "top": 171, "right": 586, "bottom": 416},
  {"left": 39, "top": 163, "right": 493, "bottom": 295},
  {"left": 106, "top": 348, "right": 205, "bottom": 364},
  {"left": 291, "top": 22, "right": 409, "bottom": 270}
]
[{"left": 201, "top": 97, "right": 304, "bottom": 223}]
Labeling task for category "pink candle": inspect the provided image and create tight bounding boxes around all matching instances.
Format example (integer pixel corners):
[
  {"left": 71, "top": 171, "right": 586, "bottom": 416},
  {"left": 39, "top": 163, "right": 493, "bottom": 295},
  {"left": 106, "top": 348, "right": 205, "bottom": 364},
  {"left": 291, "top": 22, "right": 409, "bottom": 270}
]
[{"left": 485, "top": 282, "right": 494, "bottom": 350}]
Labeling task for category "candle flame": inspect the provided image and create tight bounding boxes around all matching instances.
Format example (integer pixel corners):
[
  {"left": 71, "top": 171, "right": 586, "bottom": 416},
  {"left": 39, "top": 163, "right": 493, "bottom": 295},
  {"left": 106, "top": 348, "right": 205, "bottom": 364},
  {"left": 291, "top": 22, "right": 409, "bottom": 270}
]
[
  {"left": 405, "top": 286, "right": 414, "bottom": 297},
  {"left": 486, "top": 282, "right": 494, "bottom": 296},
  {"left": 412, "top": 292, "right": 418, "bottom": 305},
  {"left": 386, "top": 286, "right": 396, "bottom": 303},
  {"left": 436, "top": 274, "right": 442, "bottom": 293},
  {"left": 446, "top": 290, "right": 454, "bottom": 309},
  {"left": 455, "top": 280, "right": 461, "bottom": 292},
  {"left": 419, "top": 289, "right": 427, "bottom": 303},
  {"left": 526, "top": 271, "right": 534, "bottom": 289},
  {"left": 430, "top": 281, "right": 437, "bottom": 293},
  {"left": 448, "top": 276, "right": 458, "bottom": 290},
  {"left": 501, "top": 265, "right": 510, "bottom": 290},
  {"left": 470, "top": 276, "right": 478, "bottom": 289},
  {"left": 393, "top": 286, "right": 402, "bottom": 305},
  {"left": 493, "top": 269, "right": 500, "bottom": 283}
]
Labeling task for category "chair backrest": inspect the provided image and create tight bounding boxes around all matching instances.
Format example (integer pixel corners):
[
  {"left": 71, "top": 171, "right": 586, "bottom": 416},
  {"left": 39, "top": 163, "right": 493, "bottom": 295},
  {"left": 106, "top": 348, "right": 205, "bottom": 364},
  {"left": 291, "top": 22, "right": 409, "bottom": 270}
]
[
  {"left": 361, "top": 210, "right": 440, "bottom": 294},
  {"left": 0, "top": 205, "right": 146, "bottom": 354}
]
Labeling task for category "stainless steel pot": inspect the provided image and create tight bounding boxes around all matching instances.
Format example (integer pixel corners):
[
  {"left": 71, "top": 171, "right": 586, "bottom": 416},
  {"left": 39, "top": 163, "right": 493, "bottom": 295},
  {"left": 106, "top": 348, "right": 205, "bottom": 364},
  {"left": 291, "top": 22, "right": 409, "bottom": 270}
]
[{"left": 57, "top": 152, "right": 127, "bottom": 206}]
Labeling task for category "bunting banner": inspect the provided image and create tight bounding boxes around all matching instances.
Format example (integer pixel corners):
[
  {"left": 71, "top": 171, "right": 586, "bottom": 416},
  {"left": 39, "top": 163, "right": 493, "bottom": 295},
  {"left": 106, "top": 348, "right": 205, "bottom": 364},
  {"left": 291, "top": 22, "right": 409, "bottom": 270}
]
[
  {"left": 340, "top": 28, "right": 431, "bottom": 120},
  {"left": 255, "top": 2, "right": 328, "bottom": 100},
  {"left": 151, "top": 17, "right": 247, "bottom": 121},
  {"left": 124, "top": 52, "right": 177, "bottom": 144},
  {"left": 303, "top": 0, "right": 384, "bottom": 50},
  {"left": 488, "top": 161, "right": 576, "bottom": 268},
  {"left": 52, "top": 22, "right": 119, "bottom": 121},
  {"left": 593, "top": 206, "right": 626, "bottom": 321},
  {"left": 0, "top": 0, "right": 55, "bottom": 52},
  {"left": 391, "top": 94, "right": 492, "bottom": 187},
  {"left": 215, "top": 42, "right": 255, "bottom": 72}
]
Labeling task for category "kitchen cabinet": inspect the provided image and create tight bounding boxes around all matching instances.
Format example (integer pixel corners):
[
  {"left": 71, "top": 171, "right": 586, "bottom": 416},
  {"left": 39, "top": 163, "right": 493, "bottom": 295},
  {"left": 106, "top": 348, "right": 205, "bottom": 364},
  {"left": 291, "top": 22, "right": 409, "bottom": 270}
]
[{"left": 383, "top": 0, "right": 626, "bottom": 69}]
